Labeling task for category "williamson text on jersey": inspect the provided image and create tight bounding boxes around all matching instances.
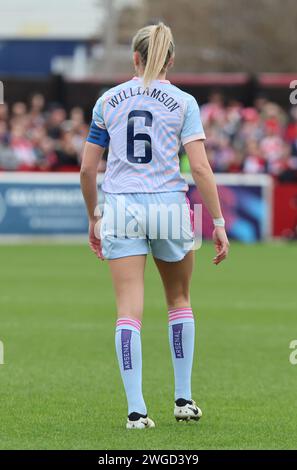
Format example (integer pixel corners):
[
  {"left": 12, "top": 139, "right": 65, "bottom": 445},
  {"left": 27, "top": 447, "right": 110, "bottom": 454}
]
[{"left": 108, "top": 86, "right": 180, "bottom": 113}]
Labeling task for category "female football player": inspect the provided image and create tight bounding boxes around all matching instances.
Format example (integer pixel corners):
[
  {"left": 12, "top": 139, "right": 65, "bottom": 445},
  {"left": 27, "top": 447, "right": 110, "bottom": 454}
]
[{"left": 80, "top": 23, "right": 229, "bottom": 429}]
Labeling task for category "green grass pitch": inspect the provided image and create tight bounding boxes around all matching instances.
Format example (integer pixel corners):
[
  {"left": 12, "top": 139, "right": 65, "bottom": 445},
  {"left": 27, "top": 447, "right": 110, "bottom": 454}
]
[{"left": 0, "top": 242, "right": 296, "bottom": 450}]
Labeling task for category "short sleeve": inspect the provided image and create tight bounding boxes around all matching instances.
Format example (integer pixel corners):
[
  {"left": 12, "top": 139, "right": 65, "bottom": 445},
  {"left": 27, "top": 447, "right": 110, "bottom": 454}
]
[
  {"left": 181, "top": 97, "right": 205, "bottom": 145},
  {"left": 86, "top": 96, "right": 110, "bottom": 148}
]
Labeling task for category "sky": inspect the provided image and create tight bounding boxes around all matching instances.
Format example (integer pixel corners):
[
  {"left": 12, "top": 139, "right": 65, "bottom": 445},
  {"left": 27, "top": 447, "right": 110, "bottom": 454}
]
[{"left": 0, "top": 0, "right": 140, "bottom": 39}]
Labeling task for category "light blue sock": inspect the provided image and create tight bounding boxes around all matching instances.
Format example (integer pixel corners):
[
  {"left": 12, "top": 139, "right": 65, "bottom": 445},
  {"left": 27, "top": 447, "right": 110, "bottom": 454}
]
[
  {"left": 115, "top": 317, "right": 147, "bottom": 416},
  {"left": 168, "top": 307, "right": 195, "bottom": 401}
]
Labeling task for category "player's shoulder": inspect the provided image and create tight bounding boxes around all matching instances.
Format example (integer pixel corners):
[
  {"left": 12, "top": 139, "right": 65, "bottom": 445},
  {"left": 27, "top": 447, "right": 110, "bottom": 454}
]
[
  {"left": 96, "top": 79, "right": 134, "bottom": 104},
  {"left": 169, "top": 84, "right": 200, "bottom": 107}
]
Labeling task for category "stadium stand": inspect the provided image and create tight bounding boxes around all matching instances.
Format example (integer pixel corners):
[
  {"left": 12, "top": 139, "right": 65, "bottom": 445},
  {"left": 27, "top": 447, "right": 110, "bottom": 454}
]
[{"left": 0, "top": 91, "right": 296, "bottom": 181}]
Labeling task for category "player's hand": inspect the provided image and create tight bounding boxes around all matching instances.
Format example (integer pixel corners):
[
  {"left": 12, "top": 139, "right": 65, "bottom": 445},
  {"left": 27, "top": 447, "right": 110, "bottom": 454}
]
[
  {"left": 212, "top": 227, "right": 229, "bottom": 265},
  {"left": 89, "top": 217, "right": 104, "bottom": 260}
]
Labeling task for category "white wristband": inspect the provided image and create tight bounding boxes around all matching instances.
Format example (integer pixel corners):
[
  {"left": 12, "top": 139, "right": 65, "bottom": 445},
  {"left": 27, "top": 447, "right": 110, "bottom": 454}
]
[{"left": 213, "top": 217, "right": 225, "bottom": 227}]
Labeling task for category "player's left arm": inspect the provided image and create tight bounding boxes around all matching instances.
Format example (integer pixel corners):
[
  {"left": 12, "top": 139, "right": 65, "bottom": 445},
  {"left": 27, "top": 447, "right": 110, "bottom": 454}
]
[
  {"left": 80, "top": 141, "right": 105, "bottom": 259},
  {"left": 80, "top": 95, "right": 110, "bottom": 259},
  {"left": 80, "top": 141, "right": 104, "bottom": 221}
]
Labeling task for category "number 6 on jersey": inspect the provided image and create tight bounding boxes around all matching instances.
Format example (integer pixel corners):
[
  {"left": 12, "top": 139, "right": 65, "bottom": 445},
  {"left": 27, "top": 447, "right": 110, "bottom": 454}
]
[{"left": 127, "top": 110, "right": 153, "bottom": 164}]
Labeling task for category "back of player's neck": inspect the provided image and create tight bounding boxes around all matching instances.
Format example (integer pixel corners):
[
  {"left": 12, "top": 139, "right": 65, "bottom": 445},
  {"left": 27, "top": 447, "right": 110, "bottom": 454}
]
[{"left": 136, "top": 74, "right": 167, "bottom": 82}]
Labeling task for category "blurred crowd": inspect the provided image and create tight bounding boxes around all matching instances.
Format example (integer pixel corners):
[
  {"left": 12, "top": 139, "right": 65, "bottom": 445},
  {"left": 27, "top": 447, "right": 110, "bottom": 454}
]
[
  {"left": 0, "top": 93, "right": 107, "bottom": 172},
  {"left": 0, "top": 92, "right": 297, "bottom": 181},
  {"left": 199, "top": 92, "right": 297, "bottom": 182}
]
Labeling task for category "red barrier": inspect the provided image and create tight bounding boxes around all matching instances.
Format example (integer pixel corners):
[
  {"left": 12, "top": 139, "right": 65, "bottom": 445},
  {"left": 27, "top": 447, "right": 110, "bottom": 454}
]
[{"left": 273, "top": 184, "right": 297, "bottom": 237}]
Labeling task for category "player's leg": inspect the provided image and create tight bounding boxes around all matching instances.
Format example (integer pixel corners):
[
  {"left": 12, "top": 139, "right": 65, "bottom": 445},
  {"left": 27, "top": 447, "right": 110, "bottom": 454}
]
[
  {"left": 109, "top": 255, "right": 155, "bottom": 429},
  {"left": 154, "top": 251, "right": 202, "bottom": 421},
  {"left": 109, "top": 255, "right": 146, "bottom": 320},
  {"left": 154, "top": 250, "right": 194, "bottom": 310}
]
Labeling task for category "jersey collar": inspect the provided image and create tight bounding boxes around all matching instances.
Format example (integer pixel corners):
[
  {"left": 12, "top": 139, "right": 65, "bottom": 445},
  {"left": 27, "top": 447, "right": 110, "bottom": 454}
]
[{"left": 132, "top": 76, "right": 171, "bottom": 84}]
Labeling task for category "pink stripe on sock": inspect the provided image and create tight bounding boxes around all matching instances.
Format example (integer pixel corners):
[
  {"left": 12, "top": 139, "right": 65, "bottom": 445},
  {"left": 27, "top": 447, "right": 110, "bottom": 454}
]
[
  {"left": 169, "top": 315, "right": 194, "bottom": 322},
  {"left": 116, "top": 319, "right": 141, "bottom": 327},
  {"left": 169, "top": 311, "right": 193, "bottom": 319},
  {"left": 116, "top": 319, "right": 141, "bottom": 330},
  {"left": 169, "top": 310, "right": 192, "bottom": 317},
  {"left": 169, "top": 315, "right": 194, "bottom": 321},
  {"left": 117, "top": 317, "right": 141, "bottom": 325},
  {"left": 168, "top": 308, "right": 192, "bottom": 314}
]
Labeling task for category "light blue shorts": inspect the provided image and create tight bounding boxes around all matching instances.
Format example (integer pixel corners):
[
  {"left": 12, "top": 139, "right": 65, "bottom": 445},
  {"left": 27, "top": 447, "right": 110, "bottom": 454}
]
[{"left": 100, "top": 192, "right": 194, "bottom": 262}]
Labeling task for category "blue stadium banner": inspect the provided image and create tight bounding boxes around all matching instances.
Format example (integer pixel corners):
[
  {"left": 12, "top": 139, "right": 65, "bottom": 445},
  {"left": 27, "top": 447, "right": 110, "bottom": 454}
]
[
  {"left": 0, "top": 173, "right": 89, "bottom": 236},
  {"left": 0, "top": 173, "right": 273, "bottom": 240},
  {"left": 186, "top": 173, "right": 273, "bottom": 242}
]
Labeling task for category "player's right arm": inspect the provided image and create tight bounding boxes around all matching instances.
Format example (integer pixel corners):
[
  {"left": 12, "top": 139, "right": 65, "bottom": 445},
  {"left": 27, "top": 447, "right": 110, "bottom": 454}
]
[{"left": 185, "top": 139, "right": 229, "bottom": 265}]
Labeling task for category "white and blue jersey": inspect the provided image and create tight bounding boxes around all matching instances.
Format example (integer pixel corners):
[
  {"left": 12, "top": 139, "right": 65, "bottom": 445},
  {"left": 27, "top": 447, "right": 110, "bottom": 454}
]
[
  {"left": 87, "top": 77, "right": 205, "bottom": 193},
  {"left": 86, "top": 76, "right": 205, "bottom": 261}
]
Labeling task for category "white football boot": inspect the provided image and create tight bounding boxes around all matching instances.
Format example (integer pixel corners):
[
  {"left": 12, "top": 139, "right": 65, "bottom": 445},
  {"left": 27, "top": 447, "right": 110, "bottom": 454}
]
[
  {"left": 126, "top": 412, "right": 155, "bottom": 429},
  {"left": 174, "top": 399, "right": 202, "bottom": 422}
]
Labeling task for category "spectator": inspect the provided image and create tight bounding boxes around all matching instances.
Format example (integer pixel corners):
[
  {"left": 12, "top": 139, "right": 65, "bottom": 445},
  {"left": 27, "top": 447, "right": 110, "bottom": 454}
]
[
  {"left": 0, "top": 121, "right": 9, "bottom": 145},
  {"left": 260, "top": 119, "right": 284, "bottom": 175},
  {"left": 0, "top": 92, "right": 295, "bottom": 181},
  {"left": 243, "top": 140, "right": 266, "bottom": 174},
  {"left": 55, "top": 130, "right": 80, "bottom": 169},
  {"left": 10, "top": 122, "right": 36, "bottom": 169},
  {"left": 28, "top": 93, "right": 46, "bottom": 128},
  {"left": 11, "top": 102, "right": 27, "bottom": 118},
  {"left": 0, "top": 103, "right": 9, "bottom": 121}
]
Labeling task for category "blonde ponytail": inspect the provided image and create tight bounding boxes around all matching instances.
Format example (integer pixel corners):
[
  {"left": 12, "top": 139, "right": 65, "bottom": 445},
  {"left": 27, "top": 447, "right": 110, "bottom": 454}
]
[{"left": 132, "top": 23, "right": 174, "bottom": 88}]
